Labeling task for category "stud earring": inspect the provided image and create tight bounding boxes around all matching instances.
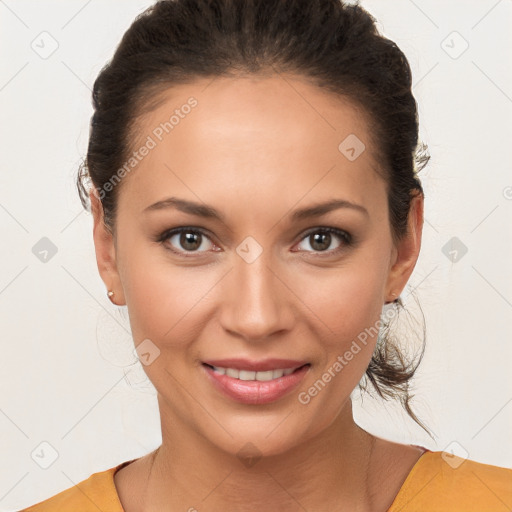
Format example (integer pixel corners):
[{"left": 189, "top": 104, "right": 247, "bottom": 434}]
[
  {"left": 107, "top": 290, "right": 115, "bottom": 303},
  {"left": 385, "top": 292, "right": 399, "bottom": 305}
]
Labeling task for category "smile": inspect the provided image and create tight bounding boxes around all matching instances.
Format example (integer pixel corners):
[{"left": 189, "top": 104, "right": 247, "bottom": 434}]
[
  {"left": 202, "top": 360, "right": 311, "bottom": 404},
  {"left": 206, "top": 365, "right": 299, "bottom": 381}
]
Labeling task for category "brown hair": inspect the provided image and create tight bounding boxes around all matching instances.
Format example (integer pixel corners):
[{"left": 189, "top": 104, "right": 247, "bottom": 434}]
[{"left": 77, "top": 0, "right": 432, "bottom": 437}]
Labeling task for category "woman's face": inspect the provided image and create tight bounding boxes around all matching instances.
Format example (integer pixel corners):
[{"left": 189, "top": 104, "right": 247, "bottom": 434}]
[{"left": 92, "top": 74, "right": 423, "bottom": 458}]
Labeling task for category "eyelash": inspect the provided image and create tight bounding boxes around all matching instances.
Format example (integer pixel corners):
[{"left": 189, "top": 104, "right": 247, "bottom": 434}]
[{"left": 156, "top": 226, "right": 354, "bottom": 258}]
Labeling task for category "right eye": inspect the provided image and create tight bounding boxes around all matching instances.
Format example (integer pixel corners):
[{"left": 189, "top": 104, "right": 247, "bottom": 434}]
[{"left": 157, "top": 227, "right": 220, "bottom": 257}]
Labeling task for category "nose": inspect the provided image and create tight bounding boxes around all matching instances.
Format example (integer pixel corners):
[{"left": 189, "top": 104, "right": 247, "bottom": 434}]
[{"left": 219, "top": 250, "right": 295, "bottom": 342}]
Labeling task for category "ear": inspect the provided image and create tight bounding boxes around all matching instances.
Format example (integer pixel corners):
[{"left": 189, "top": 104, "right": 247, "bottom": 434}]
[
  {"left": 90, "top": 187, "right": 126, "bottom": 306},
  {"left": 384, "top": 191, "right": 424, "bottom": 303}
]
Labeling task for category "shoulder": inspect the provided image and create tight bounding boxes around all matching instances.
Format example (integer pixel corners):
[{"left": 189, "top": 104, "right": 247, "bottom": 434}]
[
  {"left": 19, "top": 459, "right": 136, "bottom": 512},
  {"left": 389, "top": 450, "right": 512, "bottom": 512}
]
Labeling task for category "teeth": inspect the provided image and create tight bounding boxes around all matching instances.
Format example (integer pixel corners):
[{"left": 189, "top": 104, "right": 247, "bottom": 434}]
[
  {"left": 272, "top": 369, "right": 283, "bottom": 379},
  {"left": 239, "top": 370, "right": 256, "bottom": 380},
  {"left": 255, "top": 370, "right": 274, "bottom": 381},
  {"left": 225, "top": 367, "right": 238, "bottom": 378},
  {"left": 210, "top": 366, "right": 302, "bottom": 381}
]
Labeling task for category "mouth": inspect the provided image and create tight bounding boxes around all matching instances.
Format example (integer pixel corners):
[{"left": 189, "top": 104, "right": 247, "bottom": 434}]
[
  {"left": 202, "top": 363, "right": 310, "bottom": 381},
  {"left": 201, "top": 360, "right": 311, "bottom": 405}
]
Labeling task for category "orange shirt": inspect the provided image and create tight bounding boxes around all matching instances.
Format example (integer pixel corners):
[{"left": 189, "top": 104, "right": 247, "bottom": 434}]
[{"left": 20, "top": 450, "right": 512, "bottom": 511}]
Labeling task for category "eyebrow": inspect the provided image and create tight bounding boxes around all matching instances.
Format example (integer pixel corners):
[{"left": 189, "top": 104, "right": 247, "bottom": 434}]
[{"left": 143, "top": 197, "right": 369, "bottom": 221}]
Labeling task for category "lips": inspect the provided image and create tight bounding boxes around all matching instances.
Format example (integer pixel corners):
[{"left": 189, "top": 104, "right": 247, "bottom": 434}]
[{"left": 201, "top": 358, "right": 310, "bottom": 404}]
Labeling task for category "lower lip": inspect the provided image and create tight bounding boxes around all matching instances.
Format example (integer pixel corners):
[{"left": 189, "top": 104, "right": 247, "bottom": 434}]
[{"left": 202, "top": 364, "right": 310, "bottom": 405}]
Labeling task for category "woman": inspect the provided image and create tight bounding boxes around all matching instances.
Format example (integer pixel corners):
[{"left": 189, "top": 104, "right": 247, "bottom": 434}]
[{"left": 22, "top": 0, "right": 512, "bottom": 510}]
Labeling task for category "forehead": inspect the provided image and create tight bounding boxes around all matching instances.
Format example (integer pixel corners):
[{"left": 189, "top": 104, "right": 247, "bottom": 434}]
[
  {"left": 119, "top": 74, "right": 385, "bottom": 217},
  {"left": 133, "top": 74, "right": 375, "bottom": 152}
]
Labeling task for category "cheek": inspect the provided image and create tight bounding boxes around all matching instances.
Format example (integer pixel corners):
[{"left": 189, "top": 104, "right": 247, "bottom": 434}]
[
  {"left": 299, "top": 262, "right": 387, "bottom": 347},
  {"left": 292, "top": 258, "right": 388, "bottom": 406},
  {"left": 294, "top": 274, "right": 385, "bottom": 420},
  {"left": 119, "top": 245, "right": 221, "bottom": 349}
]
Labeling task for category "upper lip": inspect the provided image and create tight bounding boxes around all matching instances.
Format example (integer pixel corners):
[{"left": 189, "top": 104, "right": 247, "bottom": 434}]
[{"left": 202, "top": 358, "right": 309, "bottom": 372}]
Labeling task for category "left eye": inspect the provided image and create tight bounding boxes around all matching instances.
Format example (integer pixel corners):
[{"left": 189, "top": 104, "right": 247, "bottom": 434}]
[{"left": 295, "top": 228, "right": 352, "bottom": 254}]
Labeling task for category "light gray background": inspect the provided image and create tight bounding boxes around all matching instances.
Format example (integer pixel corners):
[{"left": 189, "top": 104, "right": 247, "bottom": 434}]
[{"left": 1, "top": 0, "right": 511, "bottom": 510}]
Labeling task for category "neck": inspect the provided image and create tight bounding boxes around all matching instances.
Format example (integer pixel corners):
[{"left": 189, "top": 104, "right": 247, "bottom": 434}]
[{"left": 144, "top": 398, "right": 379, "bottom": 511}]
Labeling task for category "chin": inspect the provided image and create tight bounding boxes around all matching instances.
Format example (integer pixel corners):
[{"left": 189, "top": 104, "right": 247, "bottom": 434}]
[{"left": 204, "top": 410, "right": 331, "bottom": 463}]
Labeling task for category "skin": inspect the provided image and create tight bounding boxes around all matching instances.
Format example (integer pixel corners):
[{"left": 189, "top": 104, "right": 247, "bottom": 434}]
[{"left": 91, "top": 74, "right": 425, "bottom": 511}]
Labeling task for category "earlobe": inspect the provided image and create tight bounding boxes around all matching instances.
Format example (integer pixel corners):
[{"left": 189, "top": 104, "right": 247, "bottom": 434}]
[
  {"left": 384, "top": 192, "right": 424, "bottom": 303},
  {"left": 89, "top": 187, "right": 126, "bottom": 305}
]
